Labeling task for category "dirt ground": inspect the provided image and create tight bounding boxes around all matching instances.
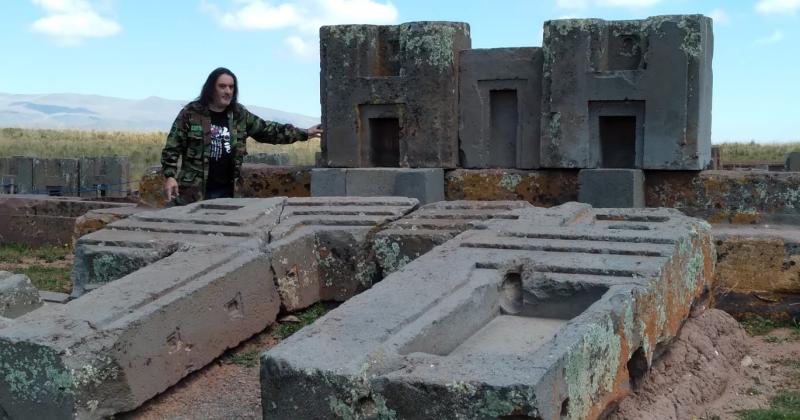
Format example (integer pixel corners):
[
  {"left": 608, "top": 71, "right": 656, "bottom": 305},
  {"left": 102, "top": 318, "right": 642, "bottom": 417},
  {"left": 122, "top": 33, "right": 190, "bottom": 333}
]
[{"left": 118, "top": 308, "right": 799, "bottom": 420}]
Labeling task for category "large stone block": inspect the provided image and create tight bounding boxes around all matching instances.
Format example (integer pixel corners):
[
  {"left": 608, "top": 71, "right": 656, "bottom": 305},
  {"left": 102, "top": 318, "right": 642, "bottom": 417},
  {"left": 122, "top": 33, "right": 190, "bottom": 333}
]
[
  {"left": 262, "top": 203, "right": 714, "bottom": 419},
  {"left": 0, "top": 156, "right": 34, "bottom": 194},
  {"left": 320, "top": 22, "right": 471, "bottom": 168},
  {"left": 445, "top": 168, "right": 579, "bottom": 206},
  {"left": 578, "top": 168, "right": 645, "bottom": 208},
  {"left": 238, "top": 164, "right": 311, "bottom": 198},
  {"left": 78, "top": 156, "right": 130, "bottom": 198},
  {"left": 541, "top": 15, "right": 713, "bottom": 170},
  {"left": 373, "top": 200, "right": 532, "bottom": 275},
  {"left": 0, "top": 271, "right": 42, "bottom": 318},
  {"left": 459, "top": 48, "right": 542, "bottom": 169},
  {"left": 0, "top": 244, "right": 280, "bottom": 419},
  {"left": 32, "top": 158, "right": 80, "bottom": 196},
  {"left": 312, "top": 168, "right": 444, "bottom": 204}
]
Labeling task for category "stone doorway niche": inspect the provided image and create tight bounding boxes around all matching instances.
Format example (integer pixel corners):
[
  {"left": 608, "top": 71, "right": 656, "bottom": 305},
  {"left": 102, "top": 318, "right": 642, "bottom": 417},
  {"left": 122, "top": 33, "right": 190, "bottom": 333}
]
[
  {"left": 589, "top": 100, "right": 645, "bottom": 168},
  {"left": 358, "top": 104, "right": 404, "bottom": 167},
  {"left": 489, "top": 89, "right": 519, "bottom": 167}
]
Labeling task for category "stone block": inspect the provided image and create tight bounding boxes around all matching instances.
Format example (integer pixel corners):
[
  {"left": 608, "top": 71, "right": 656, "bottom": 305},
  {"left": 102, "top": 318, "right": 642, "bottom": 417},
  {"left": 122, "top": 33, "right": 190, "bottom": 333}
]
[
  {"left": 785, "top": 152, "right": 800, "bottom": 172},
  {"left": 238, "top": 164, "right": 311, "bottom": 198},
  {"left": 0, "top": 271, "right": 42, "bottom": 318},
  {"left": 78, "top": 156, "right": 130, "bottom": 198},
  {"left": 311, "top": 168, "right": 444, "bottom": 204},
  {"left": 244, "top": 152, "right": 290, "bottom": 166},
  {"left": 578, "top": 168, "right": 645, "bottom": 208},
  {"left": 541, "top": 15, "right": 713, "bottom": 170},
  {"left": 262, "top": 203, "right": 714, "bottom": 419},
  {"left": 374, "top": 200, "right": 533, "bottom": 275},
  {"left": 0, "top": 156, "right": 34, "bottom": 194},
  {"left": 320, "top": 22, "right": 471, "bottom": 168},
  {"left": 32, "top": 158, "right": 80, "bottom": 196},
  {"left": 72, "top": 205, "right": 148, "bottom": 246},
  {"left": 445, "top": 168, "right": 579, "bottom": 206},
  {"left": 137, "top": 166, "right": 167, "bottom": 208},
  {"left": 459, "top": 48, "right": 542, "bottom": 169},
  {"left": 0, "top": 244, "right": 281, "bottom": 419}
]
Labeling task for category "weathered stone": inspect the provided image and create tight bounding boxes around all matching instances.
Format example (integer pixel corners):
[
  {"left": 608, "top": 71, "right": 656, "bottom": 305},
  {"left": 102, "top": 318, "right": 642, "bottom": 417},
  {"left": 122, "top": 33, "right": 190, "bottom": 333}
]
[
  {"left": 262, "top": 203, "right": 714, "bottom": 419},
  {"left": 459, "top": 48, "right": 542, "bottom": 169},
  {"left": 445, "top": 168, "right": 579, "bottom": 206},
  {"left": 541, "top": 15, "right": 713, "bottom": 170},
  {"left": 72, "top": 205, "right": 148, "bottom": 246},
  {"left": 0, "top": 196, "right": 136, "bottom": 247},
  {"left": 785, "top": 151, "right": 800, "bottom": 172},
  {"left": 32, "top": 158, "right": 80, "bottom": 196},
  {"left": 579, "top": 168, "right": 645, "bottom": 208},
  {"left": 238, "top": 164, "right": 311, "bottom": 198},
  {"left": 0, "top": 243, "right": 280, "bottom": 419},
  {"left": 0, "top": 271, "right": 42, "bottom": 319},
  {"left": 71, "top": 198, "right": 285, "bottom": 295},
  {"left": 243, "top": 152, "right": 290, "bottom": 166},
  {"left": 373, "top": 200, "right": 533, "bottom": 275},
  {"left": 320, "top": 22, "right": 471, "bottom": 168},
  {"left": 712, "top": 225, "right": 800, "bottom": 321},
  {"left": 78, "top": 156, "right": 130, "bottom": 198},
  {"left": 137, "top": 166, "right": 167, "bottom": 208},
  {"left": 312, "top": 168, "right": 444, "bottom": 204},
  {"left": 0, "top": 156, "right": 34, "bottom": 194}
]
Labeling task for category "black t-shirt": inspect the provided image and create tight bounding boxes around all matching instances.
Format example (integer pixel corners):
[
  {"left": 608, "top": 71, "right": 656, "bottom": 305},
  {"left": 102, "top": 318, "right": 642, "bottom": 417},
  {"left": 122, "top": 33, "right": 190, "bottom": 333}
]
[{"left": 205, "top": 110, "right": 234, "bottom": 198}]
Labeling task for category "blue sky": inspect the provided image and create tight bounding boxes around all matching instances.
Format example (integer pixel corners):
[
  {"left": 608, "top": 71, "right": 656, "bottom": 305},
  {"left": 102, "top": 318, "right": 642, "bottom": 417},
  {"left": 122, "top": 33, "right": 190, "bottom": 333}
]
[{"left": 1, "top": 0, "right": 798, "bottom": 142}]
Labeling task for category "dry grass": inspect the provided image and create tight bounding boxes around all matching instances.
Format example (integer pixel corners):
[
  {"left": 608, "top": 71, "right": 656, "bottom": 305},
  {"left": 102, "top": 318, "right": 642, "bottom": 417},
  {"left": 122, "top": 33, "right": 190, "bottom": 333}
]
[
  {"left": 718, "top": 141, "right": 800, "bottom": 163},
  {"left": 0, "top": 128, "right": 320, "bottom": 186}
]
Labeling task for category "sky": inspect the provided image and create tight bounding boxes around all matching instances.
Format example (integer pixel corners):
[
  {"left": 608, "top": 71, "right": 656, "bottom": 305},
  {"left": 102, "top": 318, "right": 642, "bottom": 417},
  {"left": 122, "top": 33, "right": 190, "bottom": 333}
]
[{"left": 1, "top": 0, "right": 798, "bottom": 142}]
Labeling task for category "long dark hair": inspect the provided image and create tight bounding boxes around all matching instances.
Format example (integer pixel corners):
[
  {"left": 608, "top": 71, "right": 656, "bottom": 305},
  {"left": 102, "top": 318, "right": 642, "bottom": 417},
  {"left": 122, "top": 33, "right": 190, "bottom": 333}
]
[{"left": 198, "top": 67, "right": 238, "bottom": 110}]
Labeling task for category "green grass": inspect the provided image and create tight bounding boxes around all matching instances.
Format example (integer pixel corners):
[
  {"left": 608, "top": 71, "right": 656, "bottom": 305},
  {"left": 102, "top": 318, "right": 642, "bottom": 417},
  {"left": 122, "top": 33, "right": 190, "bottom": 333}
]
[
  {"left": 741, "top": 317, "right": 800, "bottom": 336},
  {"left": 223, "top": 350, "right": 260, "bottom": 368},
  {"left": 271, "top": 302, "right": 330, "bottom": 340},
  {"left": 0, "top": 244, "right": 73, "bottom": 293},
  {"left": 737, "top": 391, "right": 800, "bottom": 420},
  {"left": 718, "top": 142, "right": 800, "bottom": 163},
  {"left": 0, "top": 127, "right": 320, "bottom": 187}
]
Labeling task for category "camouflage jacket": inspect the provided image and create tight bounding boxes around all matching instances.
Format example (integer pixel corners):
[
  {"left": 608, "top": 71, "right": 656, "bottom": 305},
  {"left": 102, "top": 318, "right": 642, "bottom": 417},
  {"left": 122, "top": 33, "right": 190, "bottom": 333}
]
[{"left": 161, "top": 101, "right": 308, "bottom": 203}]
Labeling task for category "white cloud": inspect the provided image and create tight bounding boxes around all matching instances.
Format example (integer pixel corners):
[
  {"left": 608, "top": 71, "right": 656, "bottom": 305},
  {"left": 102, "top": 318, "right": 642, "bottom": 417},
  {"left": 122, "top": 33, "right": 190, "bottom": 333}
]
[
  {"left": 708, "top": 8, "right": 729, "bottom": 25},
  {"left": 755, "top": 0, "right": 800, "bottom": 15},
  {"left": 203, "top": 0, "right": 398, "bottom": 58},
  {"left": 557, "top": 0, "right": 661, "bottom": 10},
  {"left": 30, "top": 0, "right": 121, "bottom": 46},
  {"left": 753, "top": 29, "right": 784, "bottom": 45}
]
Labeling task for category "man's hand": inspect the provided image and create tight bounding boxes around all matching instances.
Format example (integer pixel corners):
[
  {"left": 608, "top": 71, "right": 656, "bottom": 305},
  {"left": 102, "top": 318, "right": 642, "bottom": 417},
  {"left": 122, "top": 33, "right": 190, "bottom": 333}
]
[
  {"left": 306, "top": 124, "right": 322, "bottom": 138},
  {"left": 164, "top": 177, "right": 179, "bottom": 202}
]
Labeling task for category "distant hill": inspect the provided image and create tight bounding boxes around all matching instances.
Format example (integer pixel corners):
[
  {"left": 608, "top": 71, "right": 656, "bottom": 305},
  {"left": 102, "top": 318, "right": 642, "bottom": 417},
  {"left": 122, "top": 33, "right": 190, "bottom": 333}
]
[{"left": 0, "top": 92, "right": 319, "bottom": 131}]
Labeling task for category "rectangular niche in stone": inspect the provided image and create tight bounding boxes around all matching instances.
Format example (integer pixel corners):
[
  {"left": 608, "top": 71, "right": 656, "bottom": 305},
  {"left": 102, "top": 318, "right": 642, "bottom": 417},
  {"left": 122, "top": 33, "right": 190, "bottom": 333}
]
[
  {"left": 459, "top": 48, "right": 542, "bottom": 169},
  {"left": 541, "top": 15, "right": 713, "bottom": 170},
  {"left": 320, "top": 22, "right": 471, "bottom": 168}
]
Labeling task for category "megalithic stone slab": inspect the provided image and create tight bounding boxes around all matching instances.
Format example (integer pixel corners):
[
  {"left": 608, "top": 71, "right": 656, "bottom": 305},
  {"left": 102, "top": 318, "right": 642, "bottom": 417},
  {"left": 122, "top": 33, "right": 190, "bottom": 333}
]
[
  {"left": 459, "top": 48, "right": 542, "bottom": 169},
  {"left": 320, "top": 22, "right": 471, "bottom": 168},
  {"left": 268, "top": 197, "right": 418, "bottom": 311},
  {"left": 71, "top": 198, "right": 285, "bottom": 295},
  {"left": 578, "top": 168, "right": 645, "bottom": 208},
  {"left": 311, "top": 168, "right": 445, "bottom": 204},
  {"left": 78, "top": 156, "right": 130, "bottom": 198},
  {"left": 541, "top": 15, "right": 713, "bottom": 170},
  {"left": 0, "top": 243, "right": 280, "bottom": 419},
  {"left": 262, "top": 203, "right": 714, "bottom": 419},
  {"left": 32, "top": 158, "right": 80, "bottom": 196},
  {"left": 0, "top": 271, "right": 42, "bottom": 318},
  {"left": 0, "top": 157, "right": 34, "bottom": 194},
  {"left": 373, "top": 200, "right": 533, "bottom": 275}
]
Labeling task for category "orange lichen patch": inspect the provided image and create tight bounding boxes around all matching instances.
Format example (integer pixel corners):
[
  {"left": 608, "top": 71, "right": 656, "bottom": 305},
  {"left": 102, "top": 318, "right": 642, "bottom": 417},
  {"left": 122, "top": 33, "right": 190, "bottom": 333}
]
[
  {"left": 444, "top": 169, "right": 578, "bottom": 206},
  {"left": 238, "top": 165, "right": 311, "bottom": 198},
  {"left": 138, "top": 166, "right": 168, "bottom": 208},
  {"left": 714, "top": 236, "right": 800, "bottom": 293},
  {"left": 585, "top": 321, "right": 634, "bottom": 420}
]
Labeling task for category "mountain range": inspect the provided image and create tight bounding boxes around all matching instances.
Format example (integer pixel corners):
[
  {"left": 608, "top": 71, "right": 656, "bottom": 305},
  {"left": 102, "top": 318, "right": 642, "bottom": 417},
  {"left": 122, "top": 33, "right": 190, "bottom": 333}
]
[{"left": 0, "top": 92, "right": 320, "bottom": 131}]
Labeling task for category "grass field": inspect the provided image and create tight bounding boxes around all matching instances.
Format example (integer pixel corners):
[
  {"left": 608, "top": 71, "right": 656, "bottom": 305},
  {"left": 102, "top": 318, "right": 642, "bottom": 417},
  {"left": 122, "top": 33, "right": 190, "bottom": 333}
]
[
  {"left": 1, "top": 128, "right": 798, "bottom": 186},
  {"left": 0, "top": 127, "right": 320, "bottom": 186}
]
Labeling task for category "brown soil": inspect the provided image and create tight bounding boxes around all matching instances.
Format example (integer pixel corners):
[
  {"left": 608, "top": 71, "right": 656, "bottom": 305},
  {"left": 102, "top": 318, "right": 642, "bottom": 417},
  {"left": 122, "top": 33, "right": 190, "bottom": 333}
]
[
  {"left": 0, "top": 253, "right": 74, "bottom": 270},
  {"left": 608, "top": 308, "right": 800, "bottom": 420},
  {"left": 119, "top": 309, "right": 799, "bottom": 420}
]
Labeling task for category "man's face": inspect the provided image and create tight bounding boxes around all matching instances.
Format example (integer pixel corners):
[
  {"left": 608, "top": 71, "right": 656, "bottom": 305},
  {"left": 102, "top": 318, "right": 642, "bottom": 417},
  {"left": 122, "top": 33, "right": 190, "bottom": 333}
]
[{"left": 212, "top": 74, "right": 235, "bottom": 110}]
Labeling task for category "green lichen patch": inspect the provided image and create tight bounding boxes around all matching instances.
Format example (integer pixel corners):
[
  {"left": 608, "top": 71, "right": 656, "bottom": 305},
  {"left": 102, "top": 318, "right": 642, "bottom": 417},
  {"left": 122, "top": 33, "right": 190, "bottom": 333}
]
[{"left": 372, "top": 237, "right": 412, "bottom": 275}]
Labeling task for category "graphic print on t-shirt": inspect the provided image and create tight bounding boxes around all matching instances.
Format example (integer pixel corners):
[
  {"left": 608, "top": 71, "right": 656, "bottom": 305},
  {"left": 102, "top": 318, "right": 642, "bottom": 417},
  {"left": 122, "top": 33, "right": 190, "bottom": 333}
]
[{"left": 210, "top": 123, "right": 231, "bottom": 160}]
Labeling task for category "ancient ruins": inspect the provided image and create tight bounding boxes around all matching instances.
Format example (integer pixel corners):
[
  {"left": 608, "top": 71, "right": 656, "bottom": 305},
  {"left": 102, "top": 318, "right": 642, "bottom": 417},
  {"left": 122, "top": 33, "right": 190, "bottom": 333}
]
[{"left": 0, "top": 13, "right": 798, "bottom": 420}]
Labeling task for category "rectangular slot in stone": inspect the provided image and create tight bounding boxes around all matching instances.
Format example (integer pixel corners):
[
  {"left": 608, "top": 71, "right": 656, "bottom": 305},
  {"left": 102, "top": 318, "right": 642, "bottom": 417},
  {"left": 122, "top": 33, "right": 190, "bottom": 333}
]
[
  {"left": 46, "top": 186, "right": 62, "bottom": 196},
  {"left": 369, "top": 117, "right": 400, "bottom": 167},
  {"left": 600, "top": 116, "right": 637, "bottom": 168},
  {"left": 489, "top": 89, "right": 518, "bottom": 167},
  {"left": 397, "top": 271, "right": 608, "bottom": 357}
]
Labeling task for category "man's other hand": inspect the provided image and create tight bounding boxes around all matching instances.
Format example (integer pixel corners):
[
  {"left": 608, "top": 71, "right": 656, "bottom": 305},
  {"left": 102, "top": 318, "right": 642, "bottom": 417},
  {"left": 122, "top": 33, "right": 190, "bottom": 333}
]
[
  {"left": 306, "top": 124, "right": 322, "bottom": 138},
  {"left": 164, "top": 177, "right": 179, "bottom": 201}
]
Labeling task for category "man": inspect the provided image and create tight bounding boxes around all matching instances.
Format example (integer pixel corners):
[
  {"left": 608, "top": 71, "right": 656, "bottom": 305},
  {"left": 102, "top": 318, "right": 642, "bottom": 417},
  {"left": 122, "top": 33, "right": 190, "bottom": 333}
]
[{"left": 161, "top": 67, "right": 321, "bottom": 204}]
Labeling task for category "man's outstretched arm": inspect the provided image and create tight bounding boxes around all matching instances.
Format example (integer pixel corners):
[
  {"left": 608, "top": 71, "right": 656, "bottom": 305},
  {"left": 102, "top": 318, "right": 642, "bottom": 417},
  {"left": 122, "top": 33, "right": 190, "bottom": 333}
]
[{"left": 245, "top": 108, "right": 321, "bottom": 144}]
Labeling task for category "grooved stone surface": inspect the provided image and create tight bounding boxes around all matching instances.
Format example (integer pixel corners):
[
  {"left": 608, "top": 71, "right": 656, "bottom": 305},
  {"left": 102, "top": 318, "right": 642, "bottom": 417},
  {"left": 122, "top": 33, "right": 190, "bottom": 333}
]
[{"left": 262, "top": 202, "right": 714, "bottom": 420}]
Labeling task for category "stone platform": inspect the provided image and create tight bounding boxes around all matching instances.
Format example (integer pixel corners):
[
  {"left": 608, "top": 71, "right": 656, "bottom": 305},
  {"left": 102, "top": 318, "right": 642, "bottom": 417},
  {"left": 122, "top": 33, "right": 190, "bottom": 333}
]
[{"left": 261, "top": 203, "right": 714, "bottom": 419}]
